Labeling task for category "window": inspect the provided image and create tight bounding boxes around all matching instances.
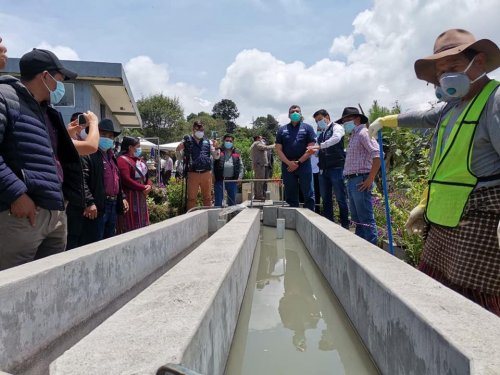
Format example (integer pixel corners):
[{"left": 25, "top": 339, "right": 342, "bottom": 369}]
[{"left": 54, "top": 83, "right": 75, "bottom": 107}]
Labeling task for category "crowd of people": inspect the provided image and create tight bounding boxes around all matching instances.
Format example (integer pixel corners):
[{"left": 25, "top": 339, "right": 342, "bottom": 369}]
[
  {"left": 0, "top": 29, "right": 499, "bottom": 315},
  {"left": 0, "top": 45, "right": 155, "bottom": 270}
]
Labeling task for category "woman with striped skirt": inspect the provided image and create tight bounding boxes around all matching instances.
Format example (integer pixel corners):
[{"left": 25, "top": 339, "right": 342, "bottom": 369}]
[{"left": 117, "top": 137, "right": 152, "bottom": 233}]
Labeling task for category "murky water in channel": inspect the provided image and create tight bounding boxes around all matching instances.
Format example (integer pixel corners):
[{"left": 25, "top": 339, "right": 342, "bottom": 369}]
[{"left": 225, "top": 226, "right": 379, "bottom": 375}]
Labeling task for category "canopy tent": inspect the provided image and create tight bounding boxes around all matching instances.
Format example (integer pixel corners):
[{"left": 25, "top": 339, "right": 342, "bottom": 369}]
[
  {"left": 139, "top": 138, "right": 158, "bottom": 150},
  {"left": 159, "top": 142, "right": 181, "bottom": 151}
]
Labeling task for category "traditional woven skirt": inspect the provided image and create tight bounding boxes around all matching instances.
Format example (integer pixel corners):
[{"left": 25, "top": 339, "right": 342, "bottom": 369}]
[
  {"left": 419, "top": 185, "right": 500, "bottom": 316},
  {"left": 117, "top": 188, "right": 150, "bottom": 234}
]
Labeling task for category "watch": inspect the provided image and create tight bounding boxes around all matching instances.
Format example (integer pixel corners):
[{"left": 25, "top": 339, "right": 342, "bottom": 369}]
[{"left": 296, "top": 160, "right": 302, "bottom": 166}]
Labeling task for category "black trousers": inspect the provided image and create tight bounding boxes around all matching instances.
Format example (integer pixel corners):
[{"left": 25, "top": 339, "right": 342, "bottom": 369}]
[{"left": 66, "top": 205, "right": 99, "bottom": 250}]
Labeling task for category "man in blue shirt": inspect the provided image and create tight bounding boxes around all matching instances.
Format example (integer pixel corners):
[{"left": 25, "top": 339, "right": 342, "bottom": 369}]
[{"left": 275, "top": 105, "right": 316, "bottom": 211}]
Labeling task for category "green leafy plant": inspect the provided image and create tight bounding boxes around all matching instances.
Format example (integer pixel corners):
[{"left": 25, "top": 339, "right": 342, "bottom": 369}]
[
  {"left": 166, "top": 179, "right": 185, "bottom": 209},
  {"left": 372, "top": 180, "right": 426, "bottom": 266},
  {"left": 366, "top": 100, "right": 431, "bottom": 266}
]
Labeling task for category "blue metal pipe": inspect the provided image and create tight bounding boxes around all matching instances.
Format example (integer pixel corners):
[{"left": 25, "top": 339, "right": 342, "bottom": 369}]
[{"left": 378, "top": 130, "right": 395, "bottom": 255}]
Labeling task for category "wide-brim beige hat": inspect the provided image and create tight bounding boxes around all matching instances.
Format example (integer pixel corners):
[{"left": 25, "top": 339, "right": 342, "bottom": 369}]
[{"left": 414, "top": 29, "right": 500, "bottom": 85}]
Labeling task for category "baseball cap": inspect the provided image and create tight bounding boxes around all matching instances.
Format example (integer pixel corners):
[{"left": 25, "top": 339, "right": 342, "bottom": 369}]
[{"left": 19, "top": 48, "right": 77, "bottom": 80}]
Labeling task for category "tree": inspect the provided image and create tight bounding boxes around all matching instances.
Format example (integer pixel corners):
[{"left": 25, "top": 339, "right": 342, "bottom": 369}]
[
  {"left": 252, "top": 114, "right": 279, "bottom": 142},
  {"left": 137, "top": 94, "right": 185, "bottom": 143},
  {"left": 367, "top": 99, "right": 430, "bottom": 182},
  {"left": 233, "top": 127, "right": 255, "bottom": 179},
  {"left": 212, "top": 99, "right": 240, "bottom": 134}
]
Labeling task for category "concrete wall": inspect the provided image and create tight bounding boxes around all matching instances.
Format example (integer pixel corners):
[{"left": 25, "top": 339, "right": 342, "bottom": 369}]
[
  {"left": 50, "top": 208, "right": 261, "bottom": 375},
  {"left": 262, "top": 207, "right": 500, "bottom": 375},
  {"left": 0, "top": 211, "right": 209, "bottom": 374}
]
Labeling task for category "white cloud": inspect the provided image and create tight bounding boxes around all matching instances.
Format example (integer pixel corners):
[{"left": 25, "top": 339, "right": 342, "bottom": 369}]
[
  {"left": 124, "top": 56, "right": 212, "bottom": 116},
  {"left": 36, "top": 42, "right": 80, "bottom": 60},
  {"left": 329, "top": 35, "right": 354, "bottom": 57},
  {"left": 220, "top": 0, "right": 500, "bottom": 126}
]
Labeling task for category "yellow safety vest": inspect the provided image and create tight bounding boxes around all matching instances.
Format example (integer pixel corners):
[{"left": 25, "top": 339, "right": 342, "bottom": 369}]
[{"left": 425, "top": 80, "right": 500, "bottom": 227}]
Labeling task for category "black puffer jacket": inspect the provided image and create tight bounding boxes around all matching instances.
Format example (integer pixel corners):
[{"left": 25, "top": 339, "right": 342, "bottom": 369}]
[{"left": 0, "top": 75, "right": 84, "bottom": 211}]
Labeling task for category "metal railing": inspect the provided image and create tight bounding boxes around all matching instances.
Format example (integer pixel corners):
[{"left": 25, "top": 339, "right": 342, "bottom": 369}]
[
  {"left": 222, "top": 178, "right": 284, "bottom": 208},
  {"left": 184, "top": 178, "right": 285, "bottom": 213}
]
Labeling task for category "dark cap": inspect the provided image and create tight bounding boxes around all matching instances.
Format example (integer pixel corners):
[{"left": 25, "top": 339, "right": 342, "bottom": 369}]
[
  {"left": 97, "top": 118, "right": 121, "bottom": 137},
  {"left": 336, "top": 107, "right": 368, "bottom": 124},
  {"left": 19, "top": 48, "right": 77, "bottom": 81},
  {"left": 85, "top": 118, "right": 121, "bottom": 136}
]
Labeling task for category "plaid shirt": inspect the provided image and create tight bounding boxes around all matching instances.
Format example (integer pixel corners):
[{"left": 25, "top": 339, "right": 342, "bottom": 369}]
[{"left": 343, "top": 124, "right": 380, "bottom": 176}]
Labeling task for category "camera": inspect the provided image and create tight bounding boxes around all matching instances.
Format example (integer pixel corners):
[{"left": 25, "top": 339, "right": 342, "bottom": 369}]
[{"left": 78, "top": 114, "right": 88, "bottom": 127}]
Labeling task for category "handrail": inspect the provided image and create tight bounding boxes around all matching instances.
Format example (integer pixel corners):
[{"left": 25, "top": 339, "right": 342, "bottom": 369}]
[
  {"left": 183, "top": 178, "right": 284, "bottom": 212},
  {"left": 221, "top": 178, "right": 284, "bottom": 208}
]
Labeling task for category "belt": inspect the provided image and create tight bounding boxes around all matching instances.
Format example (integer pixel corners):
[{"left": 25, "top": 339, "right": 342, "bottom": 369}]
[
  {"left": 344, "top": 172, "right": 369, "bottom": 179},
  {"left": 189, "top": 170, "right": 210, "bottom": 174},
  {"left": 106, "top": 195, "right": 118, "bottom": 200}
]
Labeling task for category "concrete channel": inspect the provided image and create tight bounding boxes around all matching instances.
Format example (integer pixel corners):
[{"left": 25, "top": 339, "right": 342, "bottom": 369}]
[{"left": 0, "top": 207, "right": 499, "bottom": 374}]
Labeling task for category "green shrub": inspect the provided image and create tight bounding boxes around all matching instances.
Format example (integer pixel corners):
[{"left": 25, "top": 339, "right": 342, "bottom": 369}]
[
  {"left": 373, "top": 177, "right": 426, "bottom": 266},
  {"left": 166, "top": 179, "right": 185, "bottom": 209},
  {"left": 147, "top": 202, "right": 170, "bottom": 223},
  {"left": 149, "top": 186, "right": 168, "bottom": 205}
]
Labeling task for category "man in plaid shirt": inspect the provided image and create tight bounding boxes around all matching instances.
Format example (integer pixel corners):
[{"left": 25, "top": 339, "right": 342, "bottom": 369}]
[{"left": 338, "top": 107, "right": 380, "bottom": 245}]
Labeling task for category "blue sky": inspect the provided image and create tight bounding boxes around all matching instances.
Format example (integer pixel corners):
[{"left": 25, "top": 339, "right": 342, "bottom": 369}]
[{"left": 1, "top": 0, "right": 499, "bottom": 125}]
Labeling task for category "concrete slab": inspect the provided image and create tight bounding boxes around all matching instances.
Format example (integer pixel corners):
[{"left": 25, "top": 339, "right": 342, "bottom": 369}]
[
  {"left": 277, "top": 207, "right": 297, "bottom": 229},
  {"left": 262, "top": 206, "right": 277, "bottom": 226},
  {"left": 294, "top": 208, "right": 500, "bottom": 375},
  {"left": 0, "top": 211, "right": 209, "bottom": 374},
  {"left": 262, "top": 206, "right": 299, "bottom": 228},
  {"left": 208, "top": 208, "right": 223, "bottom": 232},
  {"left": 50, "top": 209, "right": 261, "bottom": 375}
]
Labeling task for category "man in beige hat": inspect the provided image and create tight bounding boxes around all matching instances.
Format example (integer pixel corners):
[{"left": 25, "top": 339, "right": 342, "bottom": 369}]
[{"left": 368, "top": 29, "right": 500, "bottom": 315}]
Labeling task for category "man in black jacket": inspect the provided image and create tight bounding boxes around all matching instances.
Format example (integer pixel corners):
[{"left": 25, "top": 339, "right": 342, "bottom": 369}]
[
  {"left": 308, "top": 109, "right": 349, "bottom": 228},
  {"left": 67, "top": 119, "right": 128, "bottom": 248},
  {"left": 0, "top": 48, "right": 86, "bottom": 270}
]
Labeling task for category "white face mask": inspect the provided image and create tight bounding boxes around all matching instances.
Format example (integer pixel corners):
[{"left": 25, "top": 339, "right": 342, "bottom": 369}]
[
  {"left": 439, "top": 56, "right": 485, "bottom": 99},
  {"left": 194, "top": 131, "right": 204, "bottom": 139}
]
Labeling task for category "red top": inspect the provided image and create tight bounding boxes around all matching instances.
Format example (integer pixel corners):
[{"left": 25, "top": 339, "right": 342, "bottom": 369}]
[{"left": 117, "top": 155, "right": 151, "bottom": 191}]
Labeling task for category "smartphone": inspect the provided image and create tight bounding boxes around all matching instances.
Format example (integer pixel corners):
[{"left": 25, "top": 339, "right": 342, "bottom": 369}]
[
  {"left": 211, "top": 131, "right": 218, "bottom": 139},
  {"left": 78, "top": 114, "right": 88, "bottom": 127}
]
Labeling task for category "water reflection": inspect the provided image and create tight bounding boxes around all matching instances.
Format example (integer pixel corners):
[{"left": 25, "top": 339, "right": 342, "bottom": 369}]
[
  {"left": 225, "top": 227, "right": 378, "bottom": 375},
  {"left": 279, "top": 249, "right": 321, "bottom": 352},
  {"left": 256, "top": 241, "right": 280, "bottom": 290}
]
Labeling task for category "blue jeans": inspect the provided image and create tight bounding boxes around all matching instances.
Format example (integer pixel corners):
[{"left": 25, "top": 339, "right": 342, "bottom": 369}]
[
  {"left": 319, "top": 167, "right": 349, "bottom": 228},
  {"left": 281, "top": 163, "right": 315, "bottom": 211},
  {"left": 214, "top": 180, "right": 237, "bottom": 206},
  {"left": 96, "top": 199, "right": 118, "bottom": 240},
  {"left": 346, "top": 175, "right": 378, "bottom": 245}
]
